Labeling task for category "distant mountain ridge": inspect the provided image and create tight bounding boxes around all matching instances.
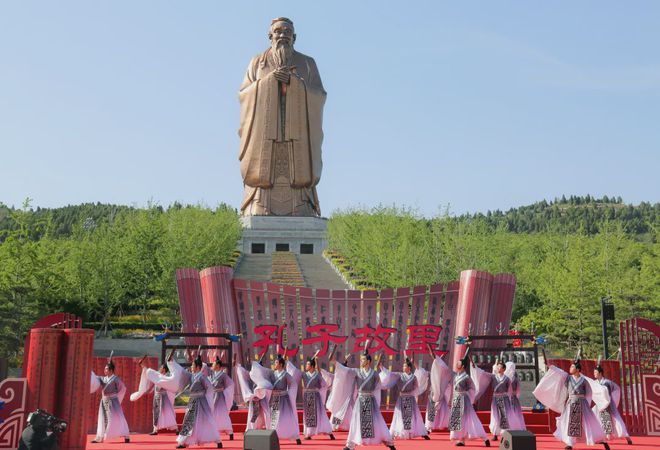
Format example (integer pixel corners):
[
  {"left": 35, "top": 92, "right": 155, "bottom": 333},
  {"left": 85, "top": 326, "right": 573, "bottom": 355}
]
[{"left": 1, "top": 195, "right": 657, "bottom": 239}]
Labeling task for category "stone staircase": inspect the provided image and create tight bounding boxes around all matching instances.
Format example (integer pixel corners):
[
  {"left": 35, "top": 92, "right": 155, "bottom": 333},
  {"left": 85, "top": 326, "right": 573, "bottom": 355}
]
[
  {"left": 297, "top": 254, "right": 350, "bottom": 289},
  {"left": 233, "top": 253, "right": 350, "bottom": 289}
]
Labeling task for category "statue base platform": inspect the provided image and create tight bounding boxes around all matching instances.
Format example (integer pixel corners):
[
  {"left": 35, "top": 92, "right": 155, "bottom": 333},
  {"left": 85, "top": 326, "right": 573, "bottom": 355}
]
[{"left": 239, "top": 216, "right": 328, "bottom": 255}]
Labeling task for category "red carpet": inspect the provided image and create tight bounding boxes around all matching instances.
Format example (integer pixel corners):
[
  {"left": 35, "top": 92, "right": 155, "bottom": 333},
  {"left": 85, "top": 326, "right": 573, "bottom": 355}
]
[{"left": 85, "top": 431, "right": 660, "bottom": 450}]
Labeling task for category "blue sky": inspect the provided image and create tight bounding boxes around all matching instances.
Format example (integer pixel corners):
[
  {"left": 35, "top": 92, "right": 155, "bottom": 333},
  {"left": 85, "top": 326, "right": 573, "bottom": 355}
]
[{"left": 1, "top": 1, "right": 658, "bottom": 216}]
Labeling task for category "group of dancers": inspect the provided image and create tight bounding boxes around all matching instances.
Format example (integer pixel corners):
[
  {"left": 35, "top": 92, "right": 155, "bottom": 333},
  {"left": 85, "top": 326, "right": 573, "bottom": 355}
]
[
  {"left": 534, "top": 352, "right": 633, "bottom": 450},
  {"left": 88, "top": 343, "right": 632, "bottom": 449}
]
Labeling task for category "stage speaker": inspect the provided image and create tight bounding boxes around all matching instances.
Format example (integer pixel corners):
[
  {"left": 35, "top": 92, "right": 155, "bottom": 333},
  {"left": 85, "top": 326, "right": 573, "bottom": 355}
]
[
  {"left": 499, "top": 430, "right": 536, "bottom": 450},
  {"left": 244, "top": 430, "right": 280, "bottom": 450}
]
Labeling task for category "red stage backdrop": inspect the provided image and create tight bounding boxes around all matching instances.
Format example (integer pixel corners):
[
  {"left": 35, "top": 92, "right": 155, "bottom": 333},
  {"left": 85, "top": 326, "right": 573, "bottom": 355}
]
[
  {"left": 177, "top": 267, "right": 517, "bottom": 408},
  {"left": 620, "top": 317, "right": 660, "bottom": 436}
]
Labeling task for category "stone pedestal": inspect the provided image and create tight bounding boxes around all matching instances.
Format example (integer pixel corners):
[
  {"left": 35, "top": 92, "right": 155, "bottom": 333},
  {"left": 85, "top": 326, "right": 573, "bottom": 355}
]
[{"left": 239, "top": 216, "right": 328, "bottom": 255}]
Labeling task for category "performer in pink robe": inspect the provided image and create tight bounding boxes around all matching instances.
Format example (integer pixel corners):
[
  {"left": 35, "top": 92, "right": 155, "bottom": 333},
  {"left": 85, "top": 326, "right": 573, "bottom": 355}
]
[
  {"left": 90, "top": 357, "right": 130, "bottom": 444},
  {"left": 449, "top": 351, "right": 490, "bottom": 447},
  {"left": 588, "top": 361, "right": 632, "bottom": 445},
  {"left": 301, "top": 354, "right": 335, "bottom": 440},
  {"left": 506, "top": 362, "right": 527, "bottom": 432},
  {"left": 534, "top": 354, "right": 610, "bottom": 450},
  {"left": 130, "top": 355, "right": 182, "bottom": 435},
  {"left": 209, "top": 355, "right": 235, "bottom": 440},
  {"left": 250, "top": 356, "right": 302, "bottom": 444},
  {"left": 379, "top": 355, "right": 430, "bottom": 440},
  {"left": 425, "top": 345, "right": 451, "bottom": 433},
  {"left": 176, "top": 355, "right": 221, "bottom": 449},
  {"left": 471, "top": 359, "right": 522, "bottom": 441},
  {"left": 326, "top": 348, "right": 396, "bottom": 450},
  {"left": 326, "top": 356, "right": 353, "bottom": 432},
  {"left": 236, "top": 358, "right": 269, "bottom": 431}
]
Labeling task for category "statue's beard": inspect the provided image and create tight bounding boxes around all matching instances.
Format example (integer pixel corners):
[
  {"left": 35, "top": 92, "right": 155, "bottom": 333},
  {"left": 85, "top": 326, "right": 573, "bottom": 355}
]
[{"left": 272, "top": 40, "right": 293, "bottom": 68}]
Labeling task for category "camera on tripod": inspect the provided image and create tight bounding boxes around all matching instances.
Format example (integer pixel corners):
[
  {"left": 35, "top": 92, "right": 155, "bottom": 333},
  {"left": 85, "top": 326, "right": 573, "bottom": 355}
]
[{"left": 26, "top": 409, "right": 68, "bottom": 433}]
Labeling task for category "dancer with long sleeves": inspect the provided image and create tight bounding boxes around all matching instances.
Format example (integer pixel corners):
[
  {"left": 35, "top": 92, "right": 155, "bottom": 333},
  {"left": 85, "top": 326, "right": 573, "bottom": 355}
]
[
  {"left": 533, "top": 353, "right": 610, "bottom": 450},
  {"left": 327, "top": 345, "right": 396, "bottom": 450},
  {"left": 301, "top": 352, "right": 335, "bottom": 440},
  {"left": 507, "top": 361, "right": 527, "bottom": 431},
  {"left": 471, "top": 358, "right": 519, "bottom": 441},
  {"left": 589, "top": 361, "right": 632, "bottom": 445},
  {"left": 235, "top": 357, "right": 269, "bottom": 431},
  {"left": 90, "top": 356, "right": 130, "bottom": 444},
  {"left": 326, "top": 355, "right": 353, "bottom": 432},
  {"left": 250, "top": 355, "right": 303, "bottom": 444},
  {"left": 176, "top": 355, "right": 221, "bottom": 449},
  {"left": 209, "top": 355, "right": 235, "bottom": 441},
  {"left": 379, "top": 353, "right": 430, "bottom": 440},
  {"left": 448, "top": 351, "right": 490, "bottom": 447},
  {"left": 425, "top": 344, "right": 451, "bottom": 433},
  {"left": 130, "top": 353, "right": 182, "bottom": 435}
]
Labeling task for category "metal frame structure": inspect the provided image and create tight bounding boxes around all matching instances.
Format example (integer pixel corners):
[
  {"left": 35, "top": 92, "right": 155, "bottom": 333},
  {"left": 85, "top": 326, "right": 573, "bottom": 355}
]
[{"left": 159, "top": 332, "right": 238, "bottom": 371}]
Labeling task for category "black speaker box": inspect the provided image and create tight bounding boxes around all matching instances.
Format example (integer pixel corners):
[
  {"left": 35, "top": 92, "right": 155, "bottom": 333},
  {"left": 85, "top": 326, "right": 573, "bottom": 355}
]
[
  {"left": 499, "top": 430, "right": 536, "bottom": 450},
  {"left": 244, "top": 430, "right": 280, "bottom": 450}
]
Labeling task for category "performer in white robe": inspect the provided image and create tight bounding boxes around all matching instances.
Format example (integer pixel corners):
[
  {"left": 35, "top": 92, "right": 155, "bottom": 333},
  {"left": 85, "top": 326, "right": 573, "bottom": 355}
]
[
  {"left": 326, "top": 357, "right": 353, "bottom": 432},
  {"left": 130, "top": 356, "right": 181, "bottom": 435},
  {"left": 209, "top": 356, "right": 235, "bottom": 440},
  {"left": 589, "top": 362, "right": 632, "bottom": 445},
  {"left": 448, "top": 352, "right": 490, "bottom": 447},
  {"left": 379, "top": 355, "right": 430, "bottom": 440},
  {"left": 326, "top": 348, "right": 396, "bottom": 450},
  {"left": 472, "top": 359, "right": 520, "bottom": 441},
  {"left": 301, "top": 354, "right": 335, "bottom": 440},
  {"left": 507, "top": 362, "right": 527, "bottom": 431},
  {"left": 250, "top": 356, "right": 302, "bottom": 444},
  {"left": 425, "top": 345, "right": 451, "bottom": 433},
  {"left": 236, "top": 360, "right": 269, "bottom": 430},
  {"left": 176, "top": 355, "right": 221, "bottom": 449},
  {"left": 90, "top": 358, "right": 130, "bottom": 443},
  {"left": 533, "top": 356, "right": 610, "bottom": 450}
]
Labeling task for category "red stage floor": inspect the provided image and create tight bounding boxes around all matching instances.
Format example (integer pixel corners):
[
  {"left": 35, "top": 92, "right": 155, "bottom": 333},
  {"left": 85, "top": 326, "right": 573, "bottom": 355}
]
[{"left": 85, "top": 432, "right": 659, "bottom": 450}]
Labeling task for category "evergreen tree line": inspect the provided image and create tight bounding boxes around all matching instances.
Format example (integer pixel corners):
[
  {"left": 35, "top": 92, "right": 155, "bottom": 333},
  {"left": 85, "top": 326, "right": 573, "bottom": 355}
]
[
  {"left": 460, "top": 196, "right": 658, "bottom": 237},
  {"left": 0, "top": 200, "right": 241, "bottom": 362},
  {"left": 328, "top": 205, "right": 659, "bottom": 358}
]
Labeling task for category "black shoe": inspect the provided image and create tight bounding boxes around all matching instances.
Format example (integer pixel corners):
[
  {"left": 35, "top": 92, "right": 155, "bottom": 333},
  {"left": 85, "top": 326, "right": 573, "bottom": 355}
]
[
  {"left": 177, "top": 446, "right": 186, "bottom": 449},
  {"left": 422, "top": 435, "right": 430, "bottom": 440},
  {"left": 296, "top": 439, "right": 302, "bottom": 445},
  {"left": 388, "top": 446, "right": 396, "bottom": 450},
  {"left": 329, "top": 434, "right": 336, "bottom": 440},
  {"left": 626, "top": 437, "right": 633, "bottom": 445},
  {"left": 91, "top": 441, "right": 100, "bottom": 444},
  {"left": 229, "top": 434, "right": 234, "bottom": 441},
  {"left": 565, "top": 447, "right": 572, "bottom": 450},
  {"left": 149, "top": 431, "right": 158, "bottom": 436},
  {"left": 218, "top": 443, "right": 223, "bottom": 449},
  {"left": 125, "top": 438, "right": 130, "bottom": 444},
  {"left": 492, "top": 436, "right": 498, "bottom": 441},
  {"left": 602, "top": 444, "right": 610, "bottom": 450},
  {"left": 456, "top": 443, "right": 465, "bottom": 448},
  {"left": 305, "top": 437, "right": 312, "bottom": 440},
  {"left": 485, "top": 440, "right": 490, "bottom": 447},
  {"left": 343, "top": 448, "right": 350, "bottom": 450}
]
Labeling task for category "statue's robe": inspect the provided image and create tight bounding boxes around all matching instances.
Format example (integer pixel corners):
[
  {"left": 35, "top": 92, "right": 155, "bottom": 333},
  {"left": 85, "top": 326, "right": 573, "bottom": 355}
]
[{"left": 238, "top": 48, "right": 326, "bottom": 216}]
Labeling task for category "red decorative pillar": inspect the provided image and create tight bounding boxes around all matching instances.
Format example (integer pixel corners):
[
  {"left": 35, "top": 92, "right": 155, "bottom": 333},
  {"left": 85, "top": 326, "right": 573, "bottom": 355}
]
[
  {"left": 451, "top": 270, "right": 493, "bottom": 369},
  {"left": 57, "top": 328, "right": 94, "bottom": 450},
  {"left": 176, "top": 268, "right": 206, "bottom": 345},
  {"left": 25, "top": 328, "right": 63, "bottom": 415}
]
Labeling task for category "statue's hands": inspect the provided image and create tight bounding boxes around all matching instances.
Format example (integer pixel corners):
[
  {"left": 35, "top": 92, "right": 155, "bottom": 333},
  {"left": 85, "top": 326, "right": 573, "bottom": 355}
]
[{"left": 273, "top": 67, "right": 290, "bottom": 84}]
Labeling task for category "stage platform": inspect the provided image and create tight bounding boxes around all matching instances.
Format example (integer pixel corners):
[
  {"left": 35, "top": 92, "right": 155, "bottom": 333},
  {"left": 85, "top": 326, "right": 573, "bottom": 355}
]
[
  {"left": 173, "top": 409, "right": 554, "bottom": 435},
  {"left": 85, "top": 431, "right": 659, "bottom": 450},
  {"left": 85, "top": 409, "right": 660, "bottom": 449}
]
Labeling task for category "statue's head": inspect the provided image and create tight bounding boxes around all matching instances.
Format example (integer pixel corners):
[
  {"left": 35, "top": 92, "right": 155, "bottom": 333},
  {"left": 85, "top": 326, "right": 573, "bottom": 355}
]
[{"left": 269, "top": 17, "right": 296, "bottom": 49}]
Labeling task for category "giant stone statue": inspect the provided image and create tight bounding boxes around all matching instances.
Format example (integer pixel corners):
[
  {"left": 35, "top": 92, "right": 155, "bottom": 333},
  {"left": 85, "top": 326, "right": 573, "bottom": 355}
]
[{"left": 238, "top": 17, "right": 326, "bottom": 217}]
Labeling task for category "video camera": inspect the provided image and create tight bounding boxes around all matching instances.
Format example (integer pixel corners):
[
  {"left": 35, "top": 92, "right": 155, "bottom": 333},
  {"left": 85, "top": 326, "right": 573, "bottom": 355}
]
[{"left": 26, "top": 410, "right": 68, "bottom": 433}]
